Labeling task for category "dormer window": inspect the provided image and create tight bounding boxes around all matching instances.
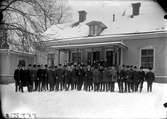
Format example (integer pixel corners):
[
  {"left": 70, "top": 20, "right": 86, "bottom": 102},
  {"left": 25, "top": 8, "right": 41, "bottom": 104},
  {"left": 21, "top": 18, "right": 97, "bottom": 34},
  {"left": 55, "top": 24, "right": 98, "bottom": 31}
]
[
  {"left": 89, "top": 25, "right": 99, "bottom": 36},
  {"left": 87, "top": 21, "right": 107, "bottom": 36}
]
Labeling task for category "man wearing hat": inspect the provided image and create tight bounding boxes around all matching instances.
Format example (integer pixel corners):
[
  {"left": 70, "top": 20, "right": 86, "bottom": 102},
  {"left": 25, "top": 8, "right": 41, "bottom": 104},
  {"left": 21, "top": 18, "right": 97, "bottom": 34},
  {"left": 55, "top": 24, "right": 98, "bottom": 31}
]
[
  {"left": 30, "top": 64, "right": 37, "bottom": 91},
  {"left": 40, "top": 64, "right": 46, "bottom": 91},
  {"left": 36, "top": 65, "right": 42, "bottom": 91},
  {"left": 124, "top": 65, "right": 129, "bottom": 92},
  {"left": 63, "top": 65, "right": 70, "bottom": 91},
  {"left": 118, "top": 65, "right": 125, "bottom": 93},
  {"left": 128, "top": 65, "right": 134, "bottom": 92},
  {"left": 53, "top": 65, "right": 58, "bottom": 91},
  {"left": 56, "top": 64, "right": 64, "bottom": 91},
  {"left": 133, "top": 66, "right": 139, "bottom": 92},
  {"left": 77, "top": 64, "right": 85, "bottom": 91},
  {"left": 48, "top": 66, "right": 55, "bottom": 91},
  {"left": 24, "top": 64, "right": 32, "bottom": 92},
  {"left": 19, "top": 65, "right": 25, "bottom": 92},
  {"left": 145, "top": 67, "right": 155, "bottom": 92},
  {"left": 14, "top": 65, "right": 21, "bottom": 92},
  {"left": 71, "top": 64, "right": 78, "bottom": 90},
  {"left": 138, "top": 66, "right": 145, "bottom": 92},
  {"left": 42, "top": 64, "right": 48, "bottom": 91}
]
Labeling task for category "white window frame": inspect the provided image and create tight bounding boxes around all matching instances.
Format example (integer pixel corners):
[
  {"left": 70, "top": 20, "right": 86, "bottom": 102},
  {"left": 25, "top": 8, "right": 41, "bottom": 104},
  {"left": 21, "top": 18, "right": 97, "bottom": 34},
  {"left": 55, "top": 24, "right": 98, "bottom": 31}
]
[
  {"left": 89, "top": 25, "right": 100, "bottom": 36},
  {"left": 139, "top": 47, "right": 155, "bottom": 71}
]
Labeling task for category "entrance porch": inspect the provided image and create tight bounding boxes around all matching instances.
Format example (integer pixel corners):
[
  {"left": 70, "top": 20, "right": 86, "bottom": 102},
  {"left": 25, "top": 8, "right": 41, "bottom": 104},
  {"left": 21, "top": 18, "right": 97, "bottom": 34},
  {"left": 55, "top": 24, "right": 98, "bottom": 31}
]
[
  {"left": 69, "top": 46, "right": 122, "bottom": 66},
  {"left": 50, "top": 41, "right": 127, "bottom": 66}
]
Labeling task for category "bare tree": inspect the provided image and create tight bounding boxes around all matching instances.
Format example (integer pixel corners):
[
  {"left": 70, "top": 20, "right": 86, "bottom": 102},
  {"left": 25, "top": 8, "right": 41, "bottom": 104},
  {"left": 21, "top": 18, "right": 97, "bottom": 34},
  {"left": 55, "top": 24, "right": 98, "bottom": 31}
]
[{"left": 0, "top": 0, "right": 72, "bottom": 51}]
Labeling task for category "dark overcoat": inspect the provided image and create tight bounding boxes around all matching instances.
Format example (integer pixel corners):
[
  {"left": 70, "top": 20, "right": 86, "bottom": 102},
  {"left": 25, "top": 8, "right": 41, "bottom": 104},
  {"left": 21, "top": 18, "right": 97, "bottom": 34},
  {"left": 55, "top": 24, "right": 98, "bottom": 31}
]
[
  {"left": 133, "top": 71, "right": 139, "bottom": 83},
  {"left": 20, "top": 69, "right": 27, "bottom": 86},
  {"left": 85, "top": 70, "right": 92, "bottom": 83},
  {"left": 138, "top": 71, "right": 145, "bottom": 82},
  {"left": 71, "top": 69, "right": 78, "bottom": 83},
  {"left": 30, "top": 69, "right": 37, "bottom": 81},
  {"left": 93, "top": 69, "right": 100, "bottom": 83},
  {"left": 145, "top": 71, "right": 155, "bottom": 83},
  {"left": 57, "top": 68, "right": 64, "bottom": 82},
  {"left": 47, "top": 70, "right": 54, "bottom": 84},
  {"left": 14, "top": 69, "right": 20, "bottom": 83}
]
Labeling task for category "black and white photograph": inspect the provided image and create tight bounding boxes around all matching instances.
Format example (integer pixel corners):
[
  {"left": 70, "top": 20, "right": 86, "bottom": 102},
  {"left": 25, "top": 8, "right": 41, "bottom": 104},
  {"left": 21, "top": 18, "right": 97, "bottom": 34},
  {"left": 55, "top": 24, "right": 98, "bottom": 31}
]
[{"left": 0, "top": 0, "right": 167, "bottom": 118}]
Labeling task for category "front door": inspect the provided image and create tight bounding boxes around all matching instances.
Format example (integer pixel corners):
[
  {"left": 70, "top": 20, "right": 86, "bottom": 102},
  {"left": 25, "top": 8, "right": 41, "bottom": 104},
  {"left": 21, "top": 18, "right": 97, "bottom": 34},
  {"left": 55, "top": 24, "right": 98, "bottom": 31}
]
[
  {"left": 106, "top": 51, "right": 113, "bottom": 66},
  {"left": 87, "top": 51, "right": 100, "bottom": 65},
  {"left": 93, "top": 51, "right": 100, "bottom": 63}
]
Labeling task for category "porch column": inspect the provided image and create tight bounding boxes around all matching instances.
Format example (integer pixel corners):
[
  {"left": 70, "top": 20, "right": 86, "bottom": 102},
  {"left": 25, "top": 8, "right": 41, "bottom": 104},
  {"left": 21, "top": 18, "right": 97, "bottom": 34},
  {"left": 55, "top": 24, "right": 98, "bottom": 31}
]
[
  {"left": 113, "top": 48, "right": 115, "bottom": 66},
  {"left": 118, "top": 48, "right": 121, "bottom": 66},
  {"left": 68, "top": 50, "right": 71, "bottom": 63},
  {"left": 101, "top": 47, "right": 105, "bottom": 61},
  {"left": 121, "top": 48, "right": 123, "bottom": 66},
  {"left": 92, "top": 48, "right": 94, "bottom": 64},
  {"left": 58, "top": 49, "right": 60, "bottom": 64},
  {"left": 82, "top": 49, "right": 86, "bottom": 63},
  {"left": 116, "top": 48, "right": 119, "bottom": 66}
]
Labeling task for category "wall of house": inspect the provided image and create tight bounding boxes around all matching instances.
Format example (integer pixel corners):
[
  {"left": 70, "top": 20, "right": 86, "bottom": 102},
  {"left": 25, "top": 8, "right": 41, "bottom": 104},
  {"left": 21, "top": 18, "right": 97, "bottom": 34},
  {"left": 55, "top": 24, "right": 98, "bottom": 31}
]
[
  {"left": 0, "top": 50, "right": 34, "bottom": 84},
  {"left": 123, "top": 37, "right": 167, "bottom": 83}
]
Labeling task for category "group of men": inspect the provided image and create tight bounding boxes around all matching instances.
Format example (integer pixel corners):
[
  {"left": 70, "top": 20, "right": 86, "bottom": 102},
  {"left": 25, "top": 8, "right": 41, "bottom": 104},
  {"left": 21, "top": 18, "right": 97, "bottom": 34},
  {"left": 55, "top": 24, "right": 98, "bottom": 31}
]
[{"left": 14, "top": 62, "right": 155, "bottom": 93}]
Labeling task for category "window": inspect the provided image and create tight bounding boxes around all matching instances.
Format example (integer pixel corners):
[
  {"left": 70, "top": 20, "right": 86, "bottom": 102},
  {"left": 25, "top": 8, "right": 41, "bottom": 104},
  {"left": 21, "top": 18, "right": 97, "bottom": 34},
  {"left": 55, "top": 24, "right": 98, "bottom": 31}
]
[
  {"left": 87, "top": 21, "right": 107, "bottom": 37},
  {"left": 141, "top": 49, "right": 154, "bottom": 69},
  {"left": 89, "top": 25, "right": 99, "bottom": 36},
  {"left": 72, "top": 52, "right": 81, "bottom": 63}
]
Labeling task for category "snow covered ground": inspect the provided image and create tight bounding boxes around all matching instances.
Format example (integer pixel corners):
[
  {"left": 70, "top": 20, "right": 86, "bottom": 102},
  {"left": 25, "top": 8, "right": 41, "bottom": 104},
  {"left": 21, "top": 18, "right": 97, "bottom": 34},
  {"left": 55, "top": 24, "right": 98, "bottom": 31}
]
[{"left": 1, "top": 82, "right": 167, "bottom": 118}]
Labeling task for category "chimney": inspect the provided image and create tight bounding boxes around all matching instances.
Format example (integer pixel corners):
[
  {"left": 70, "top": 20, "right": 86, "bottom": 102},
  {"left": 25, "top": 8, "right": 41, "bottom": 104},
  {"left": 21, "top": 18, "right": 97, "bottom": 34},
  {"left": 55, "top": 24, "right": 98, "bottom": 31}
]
[
  {"left": 78, "top": 10, "right": 87, "bottom": 22},
  {"left": 132, "top": 2, "right": 141, "bottom": 16},
  {"left": 113, "top": 14, "right": 115, "bottom": 22}
]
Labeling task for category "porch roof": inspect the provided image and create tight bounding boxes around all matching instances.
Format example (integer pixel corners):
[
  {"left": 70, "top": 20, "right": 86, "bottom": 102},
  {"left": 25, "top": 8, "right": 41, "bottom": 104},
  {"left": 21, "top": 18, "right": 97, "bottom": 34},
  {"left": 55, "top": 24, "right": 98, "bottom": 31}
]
[
  {"left": 50, "top": 41, "right": 127, "bottom": 49},
  {"left": 43, "top": 30, "right": 167, "bottom": 50}
]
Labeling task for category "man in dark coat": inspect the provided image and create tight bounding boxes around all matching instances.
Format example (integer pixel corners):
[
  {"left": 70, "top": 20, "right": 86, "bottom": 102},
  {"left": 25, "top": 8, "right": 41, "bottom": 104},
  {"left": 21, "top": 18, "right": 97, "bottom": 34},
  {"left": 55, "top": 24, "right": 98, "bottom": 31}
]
[
  {"left": 14, "top": 65, "right": 20, "bottom": 92},
  {"left": 133, "top": 66, "right": 139, "bottom": 92},
  {"left": 24, "top": 64, "right": 31, "bottom": 92},
  {"left": 56, "top": 64, "right": 64, "bottom": 91},
  {"left": 110, "top": 66, "right": 117, "bottom": 92},
  {"left": 128, "top": 65, "right": 134, "bottom": 92},
  {"left": 64, "top": 65, "right": 72, "bottom": 91},
  {"left": 40, "top": 65, "right": 46, "bottom": 91},
  {"left": 30, "top": 64, "right": 37, "bottom": 91},
  {"left": 124, "top": 65, "right": 130, "bottom": 92},
  {"left": 98, "top": 65, "right": 104, "bottom": 91},
  {"left": 102, "top": 66, "right": 109, "bottom": 91},
  {"left": 19, "top": 65, "right": 24, "bottom": 92},
  {"left": 42, "top": 64, "right": 48, "bottom": 91},
  {"left": 37, "top": 65, "right": 42, "bottom": 91},
  {"left": 138, "top": 66, "right": 145, "bottom": 92},
  {"left": 54, "top": 65, "right": 58, "bottom": 91},
  {"left": 28, "top": 64, "right": 33, "bottom": 92},
  {"left": 47, "top": 66, "right": 55, "bottom": 91},
  {"left": 93, "top": 66, "right": 100, "bottom": 91},
  {"left": 145, "top": 67, "right": 155, "bottom": 92},
  {"left": 77, "top": 65, "right": 85, "bottom": 91},
  {"left": 117, "top": 65, "right": 125, "bottom": 93},
  {"left": 85, "top": 65, "right": 93, "bottom": 91},
  {"left": 71, "top": 64, "right": 78, "bottom": 90}
]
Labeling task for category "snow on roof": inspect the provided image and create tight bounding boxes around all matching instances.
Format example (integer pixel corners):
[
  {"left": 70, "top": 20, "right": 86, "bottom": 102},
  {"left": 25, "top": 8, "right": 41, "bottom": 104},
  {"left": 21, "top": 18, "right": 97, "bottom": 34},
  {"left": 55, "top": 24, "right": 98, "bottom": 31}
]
[{"left": 43, "top": 0, "right": 167, "bottom": 41}]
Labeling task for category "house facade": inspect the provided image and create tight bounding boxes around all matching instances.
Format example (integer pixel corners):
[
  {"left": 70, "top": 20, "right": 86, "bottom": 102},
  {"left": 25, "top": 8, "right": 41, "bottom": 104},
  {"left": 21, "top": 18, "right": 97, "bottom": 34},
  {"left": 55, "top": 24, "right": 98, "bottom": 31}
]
[
  {"left": 43, "top": 0, "right": 167, "bottom": 82},
  {"left": 0, "top": 49, "right": 35, "bottom": 83}
]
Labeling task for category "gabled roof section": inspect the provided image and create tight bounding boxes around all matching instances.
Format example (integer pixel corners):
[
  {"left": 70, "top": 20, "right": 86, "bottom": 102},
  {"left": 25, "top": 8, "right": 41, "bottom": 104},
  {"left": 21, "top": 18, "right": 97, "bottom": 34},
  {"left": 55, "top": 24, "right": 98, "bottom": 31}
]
[{"left": 42, "top": 0, "right": 167, "bottom": 41}]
